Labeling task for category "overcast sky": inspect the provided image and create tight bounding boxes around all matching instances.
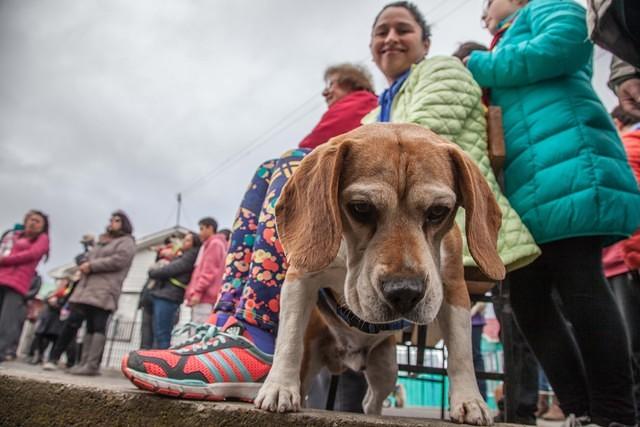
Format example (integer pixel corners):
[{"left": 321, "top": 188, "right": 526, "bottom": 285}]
[{"left": 0, "top": 0, "right": 615, "bottom": 278}]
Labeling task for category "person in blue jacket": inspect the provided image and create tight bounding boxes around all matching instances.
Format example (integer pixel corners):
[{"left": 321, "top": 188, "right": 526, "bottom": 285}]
[{"left": 465, "top": 0, "right": 640, "bottom": 425}]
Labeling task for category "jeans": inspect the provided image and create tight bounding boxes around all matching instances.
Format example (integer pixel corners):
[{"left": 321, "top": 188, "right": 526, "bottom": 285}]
[
  {"left": 510, "top": 237, "right": 637, "bottom": 425},
  {"left": 539, "top": 366, "right": 552, "bottom": 392},
  {"left": 152, "top": 296, "right": 180, "bottom": 349}
]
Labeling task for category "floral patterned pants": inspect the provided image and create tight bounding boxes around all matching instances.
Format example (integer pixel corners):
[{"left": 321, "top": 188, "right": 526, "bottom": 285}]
[{"left": 213, "top": 148, "right": 309, "bottom": 334}]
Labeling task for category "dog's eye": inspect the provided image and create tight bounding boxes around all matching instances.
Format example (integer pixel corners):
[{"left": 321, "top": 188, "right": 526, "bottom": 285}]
[
  {"left": 348, "top": 201, "right": 376, "bottom": 223},
  {"left": 425, "top": 205, "right": 450, "bottom": 224}
]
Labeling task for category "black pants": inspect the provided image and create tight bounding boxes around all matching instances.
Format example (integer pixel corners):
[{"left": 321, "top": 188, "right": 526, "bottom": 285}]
[
  {"left": 510, "top": 237, "right": 637, "bottom": 425},
  {"left": 49, "top": 303, "right": 110, "bottom": 363},
  {"left": 32, "top": 333, "right": 77, "bottom": 366},
  {"left": 31, "top": 333, "right": 56, "bottom": 357},
  {"left": 0, "top": 286, "right": 26, "bottom": 359},
  {"left": 307, "top": 368, "right": 368, "bottom": 412},
  {"left": 139, "top": 304, "right": 154, "bottom": 350},
  {"left": 493, "top": 284, "right": 539, "bottom": 423},
  {"left": 608, "top": 272, "right": 640, "bottom": 421}
]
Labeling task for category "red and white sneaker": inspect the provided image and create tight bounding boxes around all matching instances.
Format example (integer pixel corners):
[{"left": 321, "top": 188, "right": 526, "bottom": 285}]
[{"left": 121, "top": 319, "right": 272, "bottom": 401}]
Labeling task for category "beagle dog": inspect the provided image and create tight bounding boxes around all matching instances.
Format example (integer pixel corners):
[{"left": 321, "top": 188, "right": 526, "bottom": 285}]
[{"left": 254, "top": 123, "right": 505, "bottom": 425}]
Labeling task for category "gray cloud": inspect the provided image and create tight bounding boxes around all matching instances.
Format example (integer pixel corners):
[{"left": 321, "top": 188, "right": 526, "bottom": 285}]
[{"left": 0, "top": 0, "right": 615, "bottom": 277}]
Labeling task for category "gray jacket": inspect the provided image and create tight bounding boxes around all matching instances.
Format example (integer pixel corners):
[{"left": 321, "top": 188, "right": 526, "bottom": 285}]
[
  {"left": 609, "top": 55, "right": 640, "bottom": 92},
  {"left": 69, "top": 234, "right": 136, "bottom": 312}
]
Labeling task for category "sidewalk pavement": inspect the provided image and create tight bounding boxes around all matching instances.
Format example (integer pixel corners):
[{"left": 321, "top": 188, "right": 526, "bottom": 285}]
[{"left": 0, "top": 360, "right": 531, "bottom": 427}]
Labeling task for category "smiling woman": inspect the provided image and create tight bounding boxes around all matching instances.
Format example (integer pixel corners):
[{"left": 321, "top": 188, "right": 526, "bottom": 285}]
[
  {"left": 363, "top": 1, "right": 540, "bottom": 275},
  {"left": 370, "top": 1, "right": 431, "bottom": 84}
]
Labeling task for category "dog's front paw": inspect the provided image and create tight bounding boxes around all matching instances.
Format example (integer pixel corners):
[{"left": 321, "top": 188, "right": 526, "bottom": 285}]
[
  {"left": 450, "top": 397, "right": 493, "bottom": 425},
  {"left": 254, "top": 380, "right": 301, "bottom": 413}
]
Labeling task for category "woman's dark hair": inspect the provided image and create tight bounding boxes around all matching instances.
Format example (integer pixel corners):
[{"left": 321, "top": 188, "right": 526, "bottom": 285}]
[
  {"left": 452, "top": 41, "right": 488, "bottom": 60},
  {"left": 198, "top": 217, "right": 218, "bottom": 232},
  {"left": 324, "top": 63, "right": 375, "bottom": 94},
  {"left": 611, "top": 105, "right": 638, "bottom": 128},
  {"left": 23, "top": 210, "right": 35, "bottom": 226},
  {"left": 111, "top": 210, "right": 133, "bottom": 235},
  {"left": 373, "top": 1, "right": 431, "bottom": 42},
  {"left": 188, "top": 232, "right": 202, "bottom": 248},
  {"left": 218, "top": 228, "right": 231, "bottom": 241},
  {"left": 28, "top": 210, "right": 49, "bottom": 235},
  {"left": 27, "top": 210, "right": 50, "bottom": 261}
]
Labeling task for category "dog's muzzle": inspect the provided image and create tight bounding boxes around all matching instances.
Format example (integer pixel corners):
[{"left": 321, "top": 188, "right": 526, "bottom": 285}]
[{"left": 381, "top": 277, "right": 425, "bottom": 314}]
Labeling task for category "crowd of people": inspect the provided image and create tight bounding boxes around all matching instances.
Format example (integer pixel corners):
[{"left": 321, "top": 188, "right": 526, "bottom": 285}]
[
  {"left": 1, "top": 0, "right": 639, "bottom": 425},
  {"left": 139, "top": 218, "right": 230, "bottom": 350}
]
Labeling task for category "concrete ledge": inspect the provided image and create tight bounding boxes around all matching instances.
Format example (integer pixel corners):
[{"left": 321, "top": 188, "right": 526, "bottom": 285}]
[{"left": 0, "top": 362, "right": 518, "bottom": 427}]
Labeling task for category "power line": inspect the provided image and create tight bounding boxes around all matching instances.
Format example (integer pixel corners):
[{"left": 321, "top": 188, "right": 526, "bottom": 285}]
[
  {"left": 178, "top": 0, "right": 477, "bottom": 196},
  {"left": 430, "top": 0, "right": 474, "bottom": 25},
  {"left": 179, "top": 93, "right": 323, "bottom": 195},
  {"left": 186, "top": 100, "right": 324, "bottom": 192},
  {"left": 421, "top": 0, "right": 452, "bottom": 19}
]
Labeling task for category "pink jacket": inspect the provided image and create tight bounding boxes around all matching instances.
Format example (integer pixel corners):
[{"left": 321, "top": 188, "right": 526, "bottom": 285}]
[
  {"left": 184, "top": 233, "right": 227, "bottom": 305},
  {"left": 0, "top": 232, "right": 50, "bottom": 296}
]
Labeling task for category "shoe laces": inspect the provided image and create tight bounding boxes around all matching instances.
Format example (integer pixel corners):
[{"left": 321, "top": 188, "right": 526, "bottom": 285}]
[
  {"left": 173, "top": 321, "right": 249, "bottom": 353},
  {"left": 172, "top": 322, "right": 273, "bottom": 359},
  {"left": 168, "top": 322, "right": 232, "bottom": 351},
  {"left": 190, "top": 324, "right": 248, "bottom": 351},
  {"left": 170, "top": 322, "right": 217, "bottom": 349}
]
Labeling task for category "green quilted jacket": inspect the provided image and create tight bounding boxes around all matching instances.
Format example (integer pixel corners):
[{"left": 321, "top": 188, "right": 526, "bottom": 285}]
[{"left": 364, "top": 56, "right": 540, "bottom": 272}]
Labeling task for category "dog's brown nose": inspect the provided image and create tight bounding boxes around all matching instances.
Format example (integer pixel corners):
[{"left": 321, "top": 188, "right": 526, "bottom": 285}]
[{"left": 381, "top": 278, "right": 425, "bottom": 314}]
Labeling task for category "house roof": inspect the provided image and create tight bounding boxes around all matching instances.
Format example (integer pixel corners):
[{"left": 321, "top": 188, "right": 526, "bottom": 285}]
[{"left": 47, "top": 225, "right": 193, "bottom": 279}]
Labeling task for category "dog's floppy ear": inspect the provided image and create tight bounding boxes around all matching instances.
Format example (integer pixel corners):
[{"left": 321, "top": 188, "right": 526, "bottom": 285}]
[
  {"left": 275, "top": 138, "right": 348, "bottom": 273},
  {"left": 448, "top": 145, "right": 506, "bottom": 281}
]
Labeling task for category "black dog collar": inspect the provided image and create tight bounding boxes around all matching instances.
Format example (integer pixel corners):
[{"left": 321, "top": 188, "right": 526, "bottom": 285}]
[{"left": 317, "top": 288, "right": 411, "bottom": 335}]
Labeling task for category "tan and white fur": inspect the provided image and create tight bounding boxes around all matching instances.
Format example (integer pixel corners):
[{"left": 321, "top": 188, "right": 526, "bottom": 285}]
[{"left": 254, "top": 123, "right": 506, "bottom": 425}]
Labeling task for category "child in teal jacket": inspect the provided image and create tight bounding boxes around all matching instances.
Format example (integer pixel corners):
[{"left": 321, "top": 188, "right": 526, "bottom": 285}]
[{"left": 466, "top": 0, "right": 640, "bottom": 424}]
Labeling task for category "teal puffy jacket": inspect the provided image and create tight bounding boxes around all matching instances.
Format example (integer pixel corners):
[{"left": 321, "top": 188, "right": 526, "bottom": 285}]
[{"left": 467, "top": 0, "right": 640, "bottom": 244}]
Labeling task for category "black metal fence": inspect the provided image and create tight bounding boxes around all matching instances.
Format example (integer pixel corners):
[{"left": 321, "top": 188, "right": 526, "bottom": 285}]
[{"left": 103, "top": 317, "right": 144, "bottom": 369}]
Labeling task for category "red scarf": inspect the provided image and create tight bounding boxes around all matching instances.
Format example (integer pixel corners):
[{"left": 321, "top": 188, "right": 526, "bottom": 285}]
[
  {"left": 489, "top": 19, "right": 513, "bottom": 50},
  {"left": 482, "top": 19, "right": 515, "bottom": 106}
]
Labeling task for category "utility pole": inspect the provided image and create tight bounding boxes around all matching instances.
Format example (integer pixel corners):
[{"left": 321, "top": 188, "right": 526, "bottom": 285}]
[{"left": 176, "top": 193, "right": 182, "bottom": 227}]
